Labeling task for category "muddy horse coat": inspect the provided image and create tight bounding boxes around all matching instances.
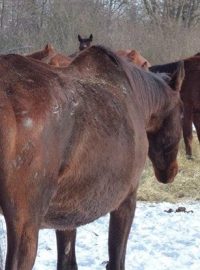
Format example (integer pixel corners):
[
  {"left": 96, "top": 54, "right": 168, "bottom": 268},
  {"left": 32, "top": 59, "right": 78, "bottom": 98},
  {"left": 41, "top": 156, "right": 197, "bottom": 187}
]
[{"left": 0, "top": 46, "right": 184, "bottom": 270}]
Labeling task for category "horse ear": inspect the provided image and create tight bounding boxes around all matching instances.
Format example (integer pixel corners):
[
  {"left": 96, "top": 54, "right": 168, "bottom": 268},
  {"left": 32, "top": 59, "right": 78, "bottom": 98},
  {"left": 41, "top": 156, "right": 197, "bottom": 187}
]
[
  {"left": 78, "top": 34, "right": 82, "bottom": 42},
  {"left": 169, "top": 61, "right": 185, "bottom": 92},
  {"left": 128, "top": 50, "right": 136, "bottom": 59},
  {"left": 142, "top": 61, "right": 149, "bottom": 70},
  {"left": 89, "top": 34, "right": 93, "bottom": 41},
  {"left": 45, "top": 43, "right": 54, "bottom": 52}
]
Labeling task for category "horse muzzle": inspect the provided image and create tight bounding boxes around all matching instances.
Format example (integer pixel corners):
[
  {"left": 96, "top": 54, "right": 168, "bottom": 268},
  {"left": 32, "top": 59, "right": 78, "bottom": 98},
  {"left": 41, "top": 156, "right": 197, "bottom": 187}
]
[{"left": 154, "top": 160, "right": 178, "bottom": 184}]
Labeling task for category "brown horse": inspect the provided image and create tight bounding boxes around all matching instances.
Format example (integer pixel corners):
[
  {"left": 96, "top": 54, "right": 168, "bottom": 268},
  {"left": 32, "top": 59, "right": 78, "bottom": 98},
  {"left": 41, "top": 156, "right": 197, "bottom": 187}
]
[
  {"left": 0, "top": 45, "right": 184, "bottom": 270},
  {"left": 150, "top": 56, "right": 200, "bottom": 159},
  {"left": 27, "top": 43, "right": 72, "bottom": 67},
  {"left": 116, "top": 49, "right": 151, "bottom": 70}
]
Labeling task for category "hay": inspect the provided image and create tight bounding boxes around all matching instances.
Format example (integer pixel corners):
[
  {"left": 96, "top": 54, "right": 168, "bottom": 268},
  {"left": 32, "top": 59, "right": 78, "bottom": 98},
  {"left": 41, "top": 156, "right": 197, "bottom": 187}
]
[{"left": 138, "top": 133, "right": 200, "bottom": 202}]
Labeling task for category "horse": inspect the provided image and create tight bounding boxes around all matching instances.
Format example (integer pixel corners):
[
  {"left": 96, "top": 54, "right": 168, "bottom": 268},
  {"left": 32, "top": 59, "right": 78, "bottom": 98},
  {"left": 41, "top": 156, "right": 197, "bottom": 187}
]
[
  {"left": 116, "top": 49, "right": 151, "bottom": 70},
  {"left": 150, "top": 56, "right": 200, "bottom": 159},
  {"left": 27, "top": 43, "right": 72, "bottom": 67},
  {"left": 69, "top": 34, "right": 93, "bottom": 58},
  {"left": 0, "top": 45, "right": 184, "bottom": 270},
  {"left": 78, "top": 34, "right": 93, "bottom": 51}
]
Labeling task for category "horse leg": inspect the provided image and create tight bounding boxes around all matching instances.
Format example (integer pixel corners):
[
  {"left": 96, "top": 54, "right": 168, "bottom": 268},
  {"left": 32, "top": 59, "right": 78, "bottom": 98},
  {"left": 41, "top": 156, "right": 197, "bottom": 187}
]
[
  {"left": 106, "top": 190, "right": 137, "bottom": 270},
  {"left": 193, "top": 111, "right": 200, "bottom": 143},
  {"left": 182, "top": 107, "right": 193, "bottom": 159},
  {"left": 0, "top": 171, "right": 55, "bottom": 270},
  {"left": 56, "top": 229, "right": 78, "bottom": 270},
  {"left": 4, "top": 210, "right": 39, "bottom": 270}
]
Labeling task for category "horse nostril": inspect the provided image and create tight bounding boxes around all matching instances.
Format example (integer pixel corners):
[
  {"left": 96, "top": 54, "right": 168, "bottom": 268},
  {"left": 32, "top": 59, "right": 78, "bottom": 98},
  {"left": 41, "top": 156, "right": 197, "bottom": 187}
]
[{"left": 155, "top": 160, "right": 178, "bottom": 184}]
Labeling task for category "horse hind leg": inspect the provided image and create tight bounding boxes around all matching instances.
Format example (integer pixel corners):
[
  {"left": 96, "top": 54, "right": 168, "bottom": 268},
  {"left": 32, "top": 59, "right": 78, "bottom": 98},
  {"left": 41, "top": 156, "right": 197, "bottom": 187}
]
[
  {"left": 0, "top": 169, "right": 56, "bottom": 270},
  {"left": 3, "top": 209, "right": 39, "bottom": 270},
  {"left": 56, "top": 229, "right": 78, "bottom": 270},
  {"left": 182, "top": 107, "right": 193, "bottom": 159},
  {"left": 106, "top": 190, "right": 137, "bottom": 270}
]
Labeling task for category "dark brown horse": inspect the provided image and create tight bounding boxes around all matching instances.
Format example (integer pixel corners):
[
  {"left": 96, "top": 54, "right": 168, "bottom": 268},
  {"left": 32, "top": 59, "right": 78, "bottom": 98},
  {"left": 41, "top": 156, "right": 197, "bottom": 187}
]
[
  {"left": 150, "top": 56, "right": 200, "bottom": 159},
  {"left": 0, "top": 45, "right": 184, "bottom": 270},
  {"left": 69, "top": 34, "right": 93, "bottom": 58},
  {"left": 78, "top": 34, "right": 93, "bottom": 51},
  {"left": 27, "top": 43, "right": 72, "bottom": 67}
]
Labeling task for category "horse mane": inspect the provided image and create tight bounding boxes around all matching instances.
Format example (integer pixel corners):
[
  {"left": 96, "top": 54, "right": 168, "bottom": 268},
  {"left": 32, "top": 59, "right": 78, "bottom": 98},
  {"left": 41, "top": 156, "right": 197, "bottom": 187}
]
[
  {"left": 70, "top": 45, "right": 173, "bottom": 90},
  {"left": 74, "top": 50, "right": 182, "bottom": 125},
  {"left": 69, "top": 45, "right": 124, "bottom": 73},
  {"left": 157, "top": 73, "right": 171, "bottom": 83},
  {"left": 90, "top": 45, "right": 122, "bottom": 66}
]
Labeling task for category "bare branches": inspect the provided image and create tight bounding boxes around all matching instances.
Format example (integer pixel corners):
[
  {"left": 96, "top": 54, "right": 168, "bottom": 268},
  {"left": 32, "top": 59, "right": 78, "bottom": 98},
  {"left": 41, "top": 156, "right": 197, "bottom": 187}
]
[
  {"left": 0, "top": 0, "right": 5, "bottom": 28},
  {"left": 142, "top": 0, "right": 200, "bottom": 28},
  {"left": 0, "top": 0, "right": 200, "bottom": 64}
]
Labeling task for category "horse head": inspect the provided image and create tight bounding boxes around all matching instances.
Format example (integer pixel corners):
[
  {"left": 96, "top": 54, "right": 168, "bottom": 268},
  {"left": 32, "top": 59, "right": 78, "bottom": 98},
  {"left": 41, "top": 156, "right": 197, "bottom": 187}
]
[
  {"left": 78, "top": 34, "right": 93, "bottom": 51},
  {"left": 147, "top": 62, "right": 185, "bottom": 184},
  {"left": 26, "top": 43, "right": 55, "bottom": 61},
  {"left": 127, "top": 50, "right": 151, "bottom": 69}
]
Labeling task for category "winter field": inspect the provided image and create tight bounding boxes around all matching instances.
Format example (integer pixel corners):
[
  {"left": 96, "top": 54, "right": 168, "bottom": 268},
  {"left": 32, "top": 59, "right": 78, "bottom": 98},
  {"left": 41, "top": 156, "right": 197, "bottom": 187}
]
[
  {"left": 0, "top": 135, "right": 199, "bottom": 270},
  {"left": 0, "top": 201, "right": 200, "bottom": 270}
]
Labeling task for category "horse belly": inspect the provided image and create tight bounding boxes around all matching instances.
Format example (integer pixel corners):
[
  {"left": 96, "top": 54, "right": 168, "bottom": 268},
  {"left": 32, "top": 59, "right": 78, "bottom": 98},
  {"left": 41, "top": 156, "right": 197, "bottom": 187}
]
[
  {"left": 41, "top": 148, "right": 138, "bottom": 229},
  {"left": 43, "top": 170, "right": 134, "bottom": 230}
]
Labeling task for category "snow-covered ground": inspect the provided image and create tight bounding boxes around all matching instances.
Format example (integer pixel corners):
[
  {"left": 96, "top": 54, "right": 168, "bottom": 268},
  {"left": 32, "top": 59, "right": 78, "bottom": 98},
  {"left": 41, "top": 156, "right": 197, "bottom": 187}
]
[{"left": 0, "top": 201, "right": 200, "bottom": 270}]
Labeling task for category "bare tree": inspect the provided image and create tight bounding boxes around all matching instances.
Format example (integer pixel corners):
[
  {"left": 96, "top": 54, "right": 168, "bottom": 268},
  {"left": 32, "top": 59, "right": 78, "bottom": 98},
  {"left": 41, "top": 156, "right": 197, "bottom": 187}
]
[
  {"left": 1, "top": 0, "right": 200, "bottom": 65},
  {"left": 142, "top": 0, "right": 200, "bottom": 28},
  {"left": 0, "top": 0, "right": 5, "bottom": 28}
]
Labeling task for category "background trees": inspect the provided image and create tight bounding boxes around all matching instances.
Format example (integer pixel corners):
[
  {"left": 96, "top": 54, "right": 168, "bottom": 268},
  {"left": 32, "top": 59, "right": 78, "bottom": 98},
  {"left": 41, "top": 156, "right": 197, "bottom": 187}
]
[{"left": 0, "top": 0, "right": 200, "bottom": 63}]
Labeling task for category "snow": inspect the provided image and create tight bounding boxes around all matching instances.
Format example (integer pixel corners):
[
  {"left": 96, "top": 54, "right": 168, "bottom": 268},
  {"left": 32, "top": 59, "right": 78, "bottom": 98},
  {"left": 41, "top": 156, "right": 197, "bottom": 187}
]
[{"left": 0, "top": 201, "right": 200, "bottom": 270}]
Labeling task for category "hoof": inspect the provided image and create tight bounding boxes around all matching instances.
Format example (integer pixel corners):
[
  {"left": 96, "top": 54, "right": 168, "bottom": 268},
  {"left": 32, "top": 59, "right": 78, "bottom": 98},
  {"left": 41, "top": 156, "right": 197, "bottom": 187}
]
[
  {"left": 105, "top": 261, "right": 110, "bottom": 270},
  {"left": 60, "top": 264, "right": 78, "bottom": 270},
  {"left": 70, "top": 265, "right": 78, "bottom": 270},
  {"left": 71, "top": 264, "right": 78, "bottom": 270}
]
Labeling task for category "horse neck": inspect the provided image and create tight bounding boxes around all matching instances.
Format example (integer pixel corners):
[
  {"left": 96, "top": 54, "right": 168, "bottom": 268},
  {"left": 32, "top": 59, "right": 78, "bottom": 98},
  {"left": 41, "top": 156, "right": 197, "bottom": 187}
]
[
  {"left": 27, "top": 49, "right": 57, "bottom": 64},
  {"left": 127, "top": 68, "right": 172, "bottom": 130},
  {"left": 27, "top": 50, "right": 48, "bottom": 60},
  {"left": 42, "top": 51, "right": 58, "bottom": 64}
]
